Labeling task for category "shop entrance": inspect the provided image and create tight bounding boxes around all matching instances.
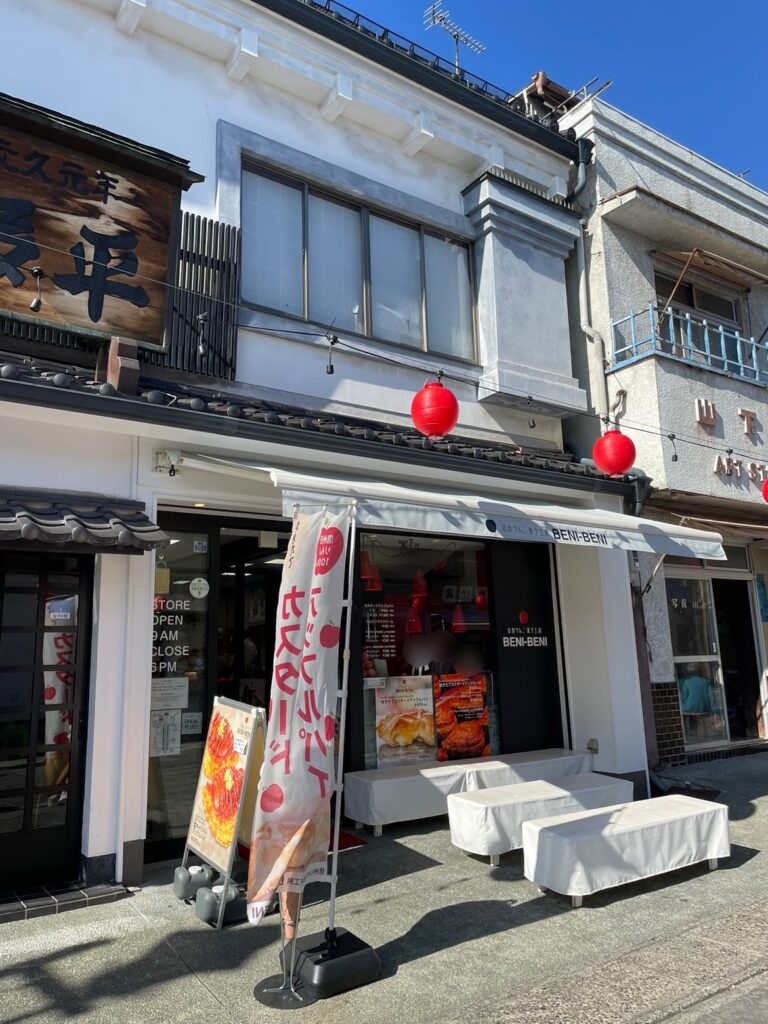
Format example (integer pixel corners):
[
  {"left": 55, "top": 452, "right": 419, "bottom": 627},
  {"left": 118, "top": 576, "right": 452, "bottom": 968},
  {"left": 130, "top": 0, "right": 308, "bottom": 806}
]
[
  {"left": 146, "top": 516, "right": 289, "bottom": 863},
  {"left": 0, "top": 552, "right": 92, "bottom": 887},
  {"left": 712, "top": 578, "right": 761, "bottom": 740}
]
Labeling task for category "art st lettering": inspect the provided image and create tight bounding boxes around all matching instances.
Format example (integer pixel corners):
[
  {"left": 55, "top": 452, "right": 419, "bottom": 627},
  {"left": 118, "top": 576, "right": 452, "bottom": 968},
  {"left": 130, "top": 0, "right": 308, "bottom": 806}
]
[{"left": 695, "top": 399, "right": 768, "bottom": 493}]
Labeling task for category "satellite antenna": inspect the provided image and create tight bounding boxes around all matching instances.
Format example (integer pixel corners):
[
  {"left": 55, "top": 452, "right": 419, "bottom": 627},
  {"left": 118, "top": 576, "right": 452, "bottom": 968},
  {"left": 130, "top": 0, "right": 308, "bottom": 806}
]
[{"left": 424, "top": 1, "right": 486, "bottom": 74}]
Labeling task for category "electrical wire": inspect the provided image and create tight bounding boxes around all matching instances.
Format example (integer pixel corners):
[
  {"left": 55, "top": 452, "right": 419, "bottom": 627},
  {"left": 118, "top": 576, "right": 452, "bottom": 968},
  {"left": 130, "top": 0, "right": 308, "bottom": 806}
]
[{"left": 3, "top": 226, "right": 767, "bottom": 469}]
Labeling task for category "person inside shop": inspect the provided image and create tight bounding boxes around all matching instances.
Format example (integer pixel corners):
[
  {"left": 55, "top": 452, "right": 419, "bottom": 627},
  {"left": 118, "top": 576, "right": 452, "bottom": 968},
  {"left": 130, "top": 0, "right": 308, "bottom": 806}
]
[{"left": 678, "top": 664, "right": 715, "bottom": 714}]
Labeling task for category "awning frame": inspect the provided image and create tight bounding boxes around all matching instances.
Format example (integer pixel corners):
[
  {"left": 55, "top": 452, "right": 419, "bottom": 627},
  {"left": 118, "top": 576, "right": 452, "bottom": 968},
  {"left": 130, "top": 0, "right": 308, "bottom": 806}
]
[{"left": 178, "top": 453, "right": 726, "bottom": 561}]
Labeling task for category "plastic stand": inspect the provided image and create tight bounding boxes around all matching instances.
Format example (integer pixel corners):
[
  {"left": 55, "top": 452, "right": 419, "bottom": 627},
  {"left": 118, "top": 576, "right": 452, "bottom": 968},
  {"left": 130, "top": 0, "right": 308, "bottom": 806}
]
[
  {"left": 195, "top": 882, "right": 248, "bottom": 926},
  {"left": 173, "top": 863, "right": 216, "bottom": 901},
  {"left": 284, "top": 927, "right": 381, "bottom": 999}
]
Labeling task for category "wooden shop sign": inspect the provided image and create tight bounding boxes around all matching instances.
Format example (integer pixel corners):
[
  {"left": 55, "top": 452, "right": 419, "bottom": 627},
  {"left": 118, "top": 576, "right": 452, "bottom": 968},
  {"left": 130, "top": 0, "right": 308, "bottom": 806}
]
[{"left": 0, "top": 123, "right": 178, "bottom": 346}]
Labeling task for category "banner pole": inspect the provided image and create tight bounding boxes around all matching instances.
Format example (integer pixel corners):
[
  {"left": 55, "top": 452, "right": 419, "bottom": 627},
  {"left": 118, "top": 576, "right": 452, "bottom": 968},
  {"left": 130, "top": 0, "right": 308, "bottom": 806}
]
[{"left": 326, "top": 502, "right": 357, "bottom": 935}]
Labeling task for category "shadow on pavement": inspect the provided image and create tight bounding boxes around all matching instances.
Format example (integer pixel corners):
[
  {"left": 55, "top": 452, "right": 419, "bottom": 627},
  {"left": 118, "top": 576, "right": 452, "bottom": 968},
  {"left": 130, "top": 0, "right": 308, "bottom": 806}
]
[{"left": 375, "top": 896, "right": 566, "bottom": 979}]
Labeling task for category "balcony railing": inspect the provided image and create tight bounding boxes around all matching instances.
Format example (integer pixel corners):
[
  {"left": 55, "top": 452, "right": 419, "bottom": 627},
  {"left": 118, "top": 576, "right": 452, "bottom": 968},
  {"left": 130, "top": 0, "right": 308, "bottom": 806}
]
[{"left": 611, "top": 305, "right": 768, "bottom": 384}]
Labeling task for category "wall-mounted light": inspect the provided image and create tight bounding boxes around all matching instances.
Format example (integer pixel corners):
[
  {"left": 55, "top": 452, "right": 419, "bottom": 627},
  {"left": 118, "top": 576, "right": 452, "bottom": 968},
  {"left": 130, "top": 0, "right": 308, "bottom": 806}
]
[
  {"left": 29, "top": 266, "right": 44, "bottom": 312},
  {"left": 196, "top": 312, "right": 208, "bottom": 357}
]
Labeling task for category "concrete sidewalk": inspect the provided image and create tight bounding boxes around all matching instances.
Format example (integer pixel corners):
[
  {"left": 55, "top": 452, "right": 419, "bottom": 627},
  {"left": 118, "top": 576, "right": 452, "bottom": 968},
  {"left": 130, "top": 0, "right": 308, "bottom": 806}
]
[{"left": 2, "top": 755, "right": 767, "bottom": 1024}]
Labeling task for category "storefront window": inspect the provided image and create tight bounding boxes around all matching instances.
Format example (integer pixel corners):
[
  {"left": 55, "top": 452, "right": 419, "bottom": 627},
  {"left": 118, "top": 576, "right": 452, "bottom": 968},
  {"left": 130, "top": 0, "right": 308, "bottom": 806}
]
[
  {"left": 666, "top": 577, "right": 728, "bottom": 746},
  {"left": 147, "top": 532, "right": 210, "bottom": 844},
  {"left": 752, "top": 549, "right": 768, "bottom": 656},
  {"left": 360, "top": 534, "right": 497, "bottom": 769}
]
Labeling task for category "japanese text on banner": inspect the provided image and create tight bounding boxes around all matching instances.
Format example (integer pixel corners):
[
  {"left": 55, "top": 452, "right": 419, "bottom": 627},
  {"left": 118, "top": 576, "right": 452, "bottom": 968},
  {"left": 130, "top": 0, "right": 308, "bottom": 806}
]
[{"left": 247, "top": 508, "right": 350, "bottom": 923}]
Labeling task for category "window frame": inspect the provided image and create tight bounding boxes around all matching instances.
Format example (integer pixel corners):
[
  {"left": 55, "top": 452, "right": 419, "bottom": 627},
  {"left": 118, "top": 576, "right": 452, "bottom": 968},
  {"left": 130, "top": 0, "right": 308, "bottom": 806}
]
[
  {"left": 241, "top": 162, "right": 478, "bottom": 363},
  {"left": 654, "top": 271, "right": 743, "bottom": 332}
]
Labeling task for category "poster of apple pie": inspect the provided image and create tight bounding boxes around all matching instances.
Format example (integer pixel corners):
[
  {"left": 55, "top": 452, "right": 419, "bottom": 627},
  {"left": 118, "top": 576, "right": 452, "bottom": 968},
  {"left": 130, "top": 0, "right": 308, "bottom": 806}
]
[
  {"left": 433, "top": 672, "right": 491, "bottom": 761},
  {"left": 375, "top": 676, "right": 436, "bottom": 767},
  {"left": 187, "top": 697, "right": 262, "bottom": 874}
]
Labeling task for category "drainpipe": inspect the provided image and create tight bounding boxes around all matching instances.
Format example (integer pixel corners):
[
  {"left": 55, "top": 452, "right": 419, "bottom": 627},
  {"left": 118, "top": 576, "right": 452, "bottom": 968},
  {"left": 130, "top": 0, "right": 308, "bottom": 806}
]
[
  {"left": 576, "top": 219, "right": 610, "bottom": 420},
  {"left": 565, "top": 138, "right": 592, "bottom": 203}
]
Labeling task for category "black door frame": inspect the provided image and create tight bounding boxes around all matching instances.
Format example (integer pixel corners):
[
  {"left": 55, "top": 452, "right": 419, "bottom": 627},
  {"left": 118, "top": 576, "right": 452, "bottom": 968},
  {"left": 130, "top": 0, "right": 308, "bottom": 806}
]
[{"left": 0, "top": 550, "right": 94, "bottom": 888}]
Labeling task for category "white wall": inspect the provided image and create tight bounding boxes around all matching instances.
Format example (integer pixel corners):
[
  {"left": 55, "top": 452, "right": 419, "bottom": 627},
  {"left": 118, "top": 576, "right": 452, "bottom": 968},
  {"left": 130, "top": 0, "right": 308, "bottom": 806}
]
[
  {"left": 2, "top": 0, "right": 585, "bottom": 447},
  {"left": 557, "top": 544, "right": 648, "bottom": 776}
]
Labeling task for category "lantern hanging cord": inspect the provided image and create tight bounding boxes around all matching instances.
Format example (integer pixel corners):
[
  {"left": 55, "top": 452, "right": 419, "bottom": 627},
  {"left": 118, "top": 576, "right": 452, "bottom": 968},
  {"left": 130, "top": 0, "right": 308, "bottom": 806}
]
[{"left": 5, "top": 224, "right": 767, "bottom": 467}]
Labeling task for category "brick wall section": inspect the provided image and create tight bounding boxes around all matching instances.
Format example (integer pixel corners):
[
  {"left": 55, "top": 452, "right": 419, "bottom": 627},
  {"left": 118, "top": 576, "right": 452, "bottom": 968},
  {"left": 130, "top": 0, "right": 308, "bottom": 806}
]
[{"left": 651, "top": 682, "right": 686, "bottom": 766}]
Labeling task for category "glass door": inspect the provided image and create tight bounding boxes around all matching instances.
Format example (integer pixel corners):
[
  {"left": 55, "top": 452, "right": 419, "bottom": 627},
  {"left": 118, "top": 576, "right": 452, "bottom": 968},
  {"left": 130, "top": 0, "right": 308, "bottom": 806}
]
[
  {"left": 145, "top": 518, "right": 289, "bottom": 864},
  {"left": 0, "top": 552, "right": 92, "bottom": 887},
  {"left": 665, "top": 576, "right": 729, "bottom": 747}
]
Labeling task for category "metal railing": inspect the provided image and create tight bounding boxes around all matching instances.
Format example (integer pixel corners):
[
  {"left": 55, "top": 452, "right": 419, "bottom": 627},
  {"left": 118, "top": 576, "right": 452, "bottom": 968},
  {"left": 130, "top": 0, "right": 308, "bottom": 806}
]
[{"left": 611, "top": 305, "right": 768, "bottom": 383}]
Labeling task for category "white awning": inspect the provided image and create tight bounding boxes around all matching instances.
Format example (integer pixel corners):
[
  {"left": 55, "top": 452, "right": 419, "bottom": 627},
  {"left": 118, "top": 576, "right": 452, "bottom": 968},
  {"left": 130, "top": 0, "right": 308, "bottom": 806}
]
[{"left": 178, "top": 452, "right": 726, "bottom": 560}]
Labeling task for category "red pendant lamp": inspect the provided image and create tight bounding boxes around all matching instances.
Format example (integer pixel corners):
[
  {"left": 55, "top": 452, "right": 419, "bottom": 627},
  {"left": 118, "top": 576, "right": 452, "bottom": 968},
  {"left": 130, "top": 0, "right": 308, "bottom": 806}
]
[
  {"left": 412, "top": 569, "right": 428, "bottom": 598},
  {"left": 366, "top": 567, "right": 383, "bottom": 592},
  {"left": 406, "top": 601, "right": 423, "bottom": 634},
  {"left": 411, "top": 375, "right": 459, "bottom": 440},
  {"left": 451, "top": 604, "right": 467, "bottom": 634},
  {"left": 761, "top": 479, "right": 768, "bottom": 503},
  {"left": 360, "top": 550, "right": 376, "bottom": 580},
  {"left": 592, "top": 428, "right": 636, "bottom": 477}
]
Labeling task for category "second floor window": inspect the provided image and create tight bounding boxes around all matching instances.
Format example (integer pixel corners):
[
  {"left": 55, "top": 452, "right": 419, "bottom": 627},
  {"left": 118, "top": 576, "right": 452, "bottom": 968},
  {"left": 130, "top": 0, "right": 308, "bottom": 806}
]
[
  {"left": 241, "top": 167, "right": 475, "bottom": 360},
  {"left": 655, "top": 273, "right": 741, "bottom": 329}
]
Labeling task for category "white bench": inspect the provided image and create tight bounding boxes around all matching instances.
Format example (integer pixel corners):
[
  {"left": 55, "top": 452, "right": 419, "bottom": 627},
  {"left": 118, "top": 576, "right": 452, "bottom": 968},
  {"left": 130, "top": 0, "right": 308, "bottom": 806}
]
[
  {"left": 447, "top": 772, "right": 634, "bottom": 866},
  {"left": 523, "top": 794, "right": 730, "bottom": 907},
  {"left": 344, "top": 749, "right": 591, "bottom": 836}
]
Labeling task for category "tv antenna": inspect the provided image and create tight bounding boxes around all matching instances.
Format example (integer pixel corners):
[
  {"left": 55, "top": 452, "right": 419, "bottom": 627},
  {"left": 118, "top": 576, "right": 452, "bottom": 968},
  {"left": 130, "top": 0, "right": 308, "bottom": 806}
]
[{"left": 424, "top": 1, "right": 486, "bottom": 74}]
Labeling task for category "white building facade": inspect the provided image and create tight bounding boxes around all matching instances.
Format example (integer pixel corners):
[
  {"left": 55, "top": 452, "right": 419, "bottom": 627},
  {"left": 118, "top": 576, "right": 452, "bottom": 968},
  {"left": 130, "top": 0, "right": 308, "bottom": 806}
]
[
  {"left": 561, "top": 98, "right": 768, "bottom": 766},
  {"left": 0, "top": 0, "right": 718, "bottom": 889}
]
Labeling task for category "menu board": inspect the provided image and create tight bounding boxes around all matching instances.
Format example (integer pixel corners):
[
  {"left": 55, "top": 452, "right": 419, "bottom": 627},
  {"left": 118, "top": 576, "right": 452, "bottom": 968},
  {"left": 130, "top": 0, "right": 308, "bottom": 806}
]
[
  {"left": 375, "top": 675, "right": 436, "bottom": 767},
  {"left": 364, "top": 602, "right": 396, "bottom": 661},
  {"left": 433, "top": 673, "right": 490, "bottom": 761},
  {"left": 187, "top": 698, "right": 262, "bottom": 874}
]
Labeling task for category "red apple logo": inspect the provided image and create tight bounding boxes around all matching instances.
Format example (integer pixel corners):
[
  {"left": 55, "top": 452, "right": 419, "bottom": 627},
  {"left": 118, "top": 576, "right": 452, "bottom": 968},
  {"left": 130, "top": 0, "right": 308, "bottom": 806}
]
[
  {"left": 320, "top": 623, "right": 341, "bottom": 649},
  {"left": 315, "top": 527, "right": 344, "bottom": 575},
  {"left": 519, "top": 610, "right": 529, "bottom": 625},
  {"left": 260, "top": 783, "right": 284, "bottom": 813}
]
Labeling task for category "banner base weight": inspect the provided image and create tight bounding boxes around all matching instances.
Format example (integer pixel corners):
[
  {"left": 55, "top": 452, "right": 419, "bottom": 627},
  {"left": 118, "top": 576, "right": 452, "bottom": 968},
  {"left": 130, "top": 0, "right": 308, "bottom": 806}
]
[
  {"left": 280, "top": 928, "right": 380, "bottom": 999},
  {"left": 254, "top": 974, "right": 317, "bottom": 1009}
]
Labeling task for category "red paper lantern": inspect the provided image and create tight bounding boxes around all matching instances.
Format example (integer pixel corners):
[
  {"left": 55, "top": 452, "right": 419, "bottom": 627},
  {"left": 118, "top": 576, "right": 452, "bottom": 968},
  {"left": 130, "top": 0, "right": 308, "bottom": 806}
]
[
  {"left": 592, "top": 429, "right": 636, "bottom": 477},
  {"left": 411, "top": 381, "right": 459, "bottom": 440},
  {"left": 761, "top": 479, "right": 768, "bottom": 503}
]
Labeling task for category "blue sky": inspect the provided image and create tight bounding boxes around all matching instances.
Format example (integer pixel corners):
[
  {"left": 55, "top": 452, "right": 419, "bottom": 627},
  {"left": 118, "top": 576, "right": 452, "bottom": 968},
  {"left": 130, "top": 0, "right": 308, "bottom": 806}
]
[{"left": 360, "top": 0, "right": 768, "bottom": 191}]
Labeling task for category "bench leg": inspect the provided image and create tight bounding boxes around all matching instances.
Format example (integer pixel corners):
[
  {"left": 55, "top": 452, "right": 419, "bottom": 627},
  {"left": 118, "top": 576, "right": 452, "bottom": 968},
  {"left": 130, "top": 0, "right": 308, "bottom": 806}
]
[
  {"left": 373, "top": 824, "right": 383, "bottom": 838},
  {"left": 708, "top": 858, "right": 718, "bottom": 871},
  {"left": 571, "top": 895, "right": 583, "bottom": 909},
  {"left": 489, "top": 854, "right": 500, "bottom": 867}
]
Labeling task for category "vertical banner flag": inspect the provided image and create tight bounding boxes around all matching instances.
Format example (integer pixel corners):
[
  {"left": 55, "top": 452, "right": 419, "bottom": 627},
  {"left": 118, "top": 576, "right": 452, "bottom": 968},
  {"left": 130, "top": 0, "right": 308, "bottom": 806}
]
[{"left": 247, "top": 508, "right": 351, "bottom": 923}]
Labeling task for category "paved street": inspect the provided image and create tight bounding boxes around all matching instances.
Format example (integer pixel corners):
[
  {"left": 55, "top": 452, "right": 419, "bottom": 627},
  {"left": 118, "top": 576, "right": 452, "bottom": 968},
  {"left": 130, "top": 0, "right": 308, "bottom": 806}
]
[{"left": 1, "top": 754, "right": 767, "bottom": 1024}]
